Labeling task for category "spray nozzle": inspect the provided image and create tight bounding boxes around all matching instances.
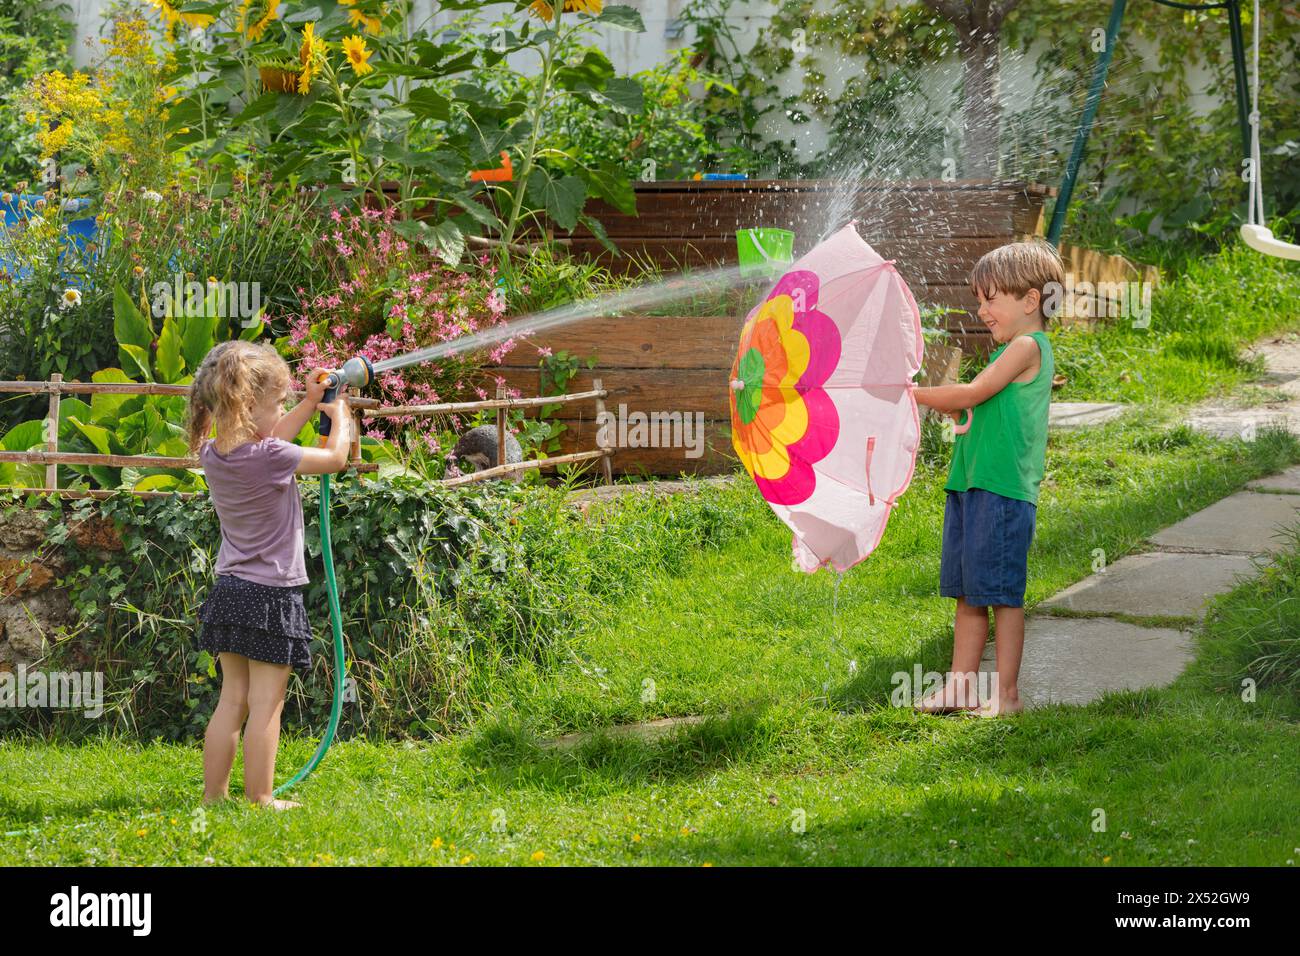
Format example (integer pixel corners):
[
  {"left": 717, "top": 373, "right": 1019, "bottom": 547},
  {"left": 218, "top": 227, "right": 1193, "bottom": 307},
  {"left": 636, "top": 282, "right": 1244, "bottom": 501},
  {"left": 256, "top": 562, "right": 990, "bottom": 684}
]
[{"left": 316, "top": 356, "right": 373, "bottom": 440}]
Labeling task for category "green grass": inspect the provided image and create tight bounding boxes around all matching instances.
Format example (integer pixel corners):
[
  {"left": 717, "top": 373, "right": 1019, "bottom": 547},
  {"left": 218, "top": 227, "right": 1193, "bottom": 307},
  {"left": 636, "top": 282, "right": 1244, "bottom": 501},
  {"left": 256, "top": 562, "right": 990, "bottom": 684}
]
[
  {"left": 1050, "top": 242, "right": 1300, "bottom": 406},
  {"left": 1, "top": 413, "right": 1297, "bottom": 865},
  {"left": 2, "top": 244, "right": 1297, "bottom": 865}
]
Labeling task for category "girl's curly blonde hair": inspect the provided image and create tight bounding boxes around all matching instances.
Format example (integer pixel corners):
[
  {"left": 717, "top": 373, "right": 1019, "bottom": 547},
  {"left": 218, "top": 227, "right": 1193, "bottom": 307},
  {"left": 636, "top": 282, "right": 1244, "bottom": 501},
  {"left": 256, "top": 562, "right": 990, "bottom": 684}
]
[{"left": 185, "top": 340, "right": 292, "bottom": 455}]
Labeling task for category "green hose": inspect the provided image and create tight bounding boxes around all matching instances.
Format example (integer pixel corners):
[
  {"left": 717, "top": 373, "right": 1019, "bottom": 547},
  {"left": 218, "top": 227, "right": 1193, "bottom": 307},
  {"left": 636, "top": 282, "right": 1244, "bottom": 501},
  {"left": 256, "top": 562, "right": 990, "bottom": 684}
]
[{"left": 272, "top": 471, "right": 346, "bottom": 797}]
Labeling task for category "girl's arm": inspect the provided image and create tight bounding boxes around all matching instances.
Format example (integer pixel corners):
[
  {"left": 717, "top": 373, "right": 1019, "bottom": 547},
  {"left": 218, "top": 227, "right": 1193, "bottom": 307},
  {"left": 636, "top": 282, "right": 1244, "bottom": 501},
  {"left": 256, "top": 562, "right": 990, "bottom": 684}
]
[
  {"left": 914, "top": 335, "right": 1039, "bottom": 414},
  {"left": 296, "top": 397, "right": 353, "bottom": 475},
  {"left": 272, "top": 368, "right": 331, "bottom": 442}
]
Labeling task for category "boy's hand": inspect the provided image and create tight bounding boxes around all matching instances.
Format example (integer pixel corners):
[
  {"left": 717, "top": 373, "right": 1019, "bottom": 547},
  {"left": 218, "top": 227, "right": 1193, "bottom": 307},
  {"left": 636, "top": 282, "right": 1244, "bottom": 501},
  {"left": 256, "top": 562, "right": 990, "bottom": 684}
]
[{"left": 303, "top": 368, "right": 333, "bottom": 406}]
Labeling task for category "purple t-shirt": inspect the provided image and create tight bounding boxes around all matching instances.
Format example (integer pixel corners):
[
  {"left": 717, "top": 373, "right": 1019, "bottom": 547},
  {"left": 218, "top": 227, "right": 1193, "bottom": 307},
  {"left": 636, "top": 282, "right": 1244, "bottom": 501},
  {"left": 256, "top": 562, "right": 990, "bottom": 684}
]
[{"left": 200, "top": 436, "right": 308, "bottom": 587}]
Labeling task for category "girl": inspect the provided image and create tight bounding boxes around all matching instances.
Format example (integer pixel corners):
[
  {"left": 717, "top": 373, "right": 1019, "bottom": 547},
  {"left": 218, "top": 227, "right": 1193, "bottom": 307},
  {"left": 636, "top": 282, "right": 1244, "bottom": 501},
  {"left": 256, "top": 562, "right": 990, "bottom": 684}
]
[{"left": 184, "top": 340, "right": 352, "bottom": 809}]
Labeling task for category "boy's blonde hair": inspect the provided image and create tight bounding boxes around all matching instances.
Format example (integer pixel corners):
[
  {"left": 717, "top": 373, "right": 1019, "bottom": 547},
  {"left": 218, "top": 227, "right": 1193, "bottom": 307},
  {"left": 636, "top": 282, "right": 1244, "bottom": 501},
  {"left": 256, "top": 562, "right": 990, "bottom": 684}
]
[
  {"left": 185, "top": 340, "right": 292, "bottom": 455},
  {"left": 968, "top": 240, "right": 1065, "bottom": 324}
]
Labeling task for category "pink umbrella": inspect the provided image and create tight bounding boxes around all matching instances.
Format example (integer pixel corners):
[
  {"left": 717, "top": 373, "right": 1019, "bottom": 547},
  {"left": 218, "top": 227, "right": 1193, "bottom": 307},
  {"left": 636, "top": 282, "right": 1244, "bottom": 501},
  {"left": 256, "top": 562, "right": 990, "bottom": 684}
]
[{"left": 729, "top": 222, "right": 925, "bottom": 573}]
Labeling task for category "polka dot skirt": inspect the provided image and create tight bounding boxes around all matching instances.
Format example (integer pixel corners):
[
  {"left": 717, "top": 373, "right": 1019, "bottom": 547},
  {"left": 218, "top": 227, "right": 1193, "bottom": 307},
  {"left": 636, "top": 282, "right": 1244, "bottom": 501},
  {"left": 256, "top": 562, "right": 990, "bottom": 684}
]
[{"left": 198, "top": 574, "right": 313, "bottom": 675}]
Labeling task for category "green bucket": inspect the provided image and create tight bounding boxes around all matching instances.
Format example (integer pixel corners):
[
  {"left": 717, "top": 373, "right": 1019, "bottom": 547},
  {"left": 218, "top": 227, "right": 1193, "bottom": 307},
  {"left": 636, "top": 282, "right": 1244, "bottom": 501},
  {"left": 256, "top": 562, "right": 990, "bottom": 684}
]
[{"left": 736, "top": 227, "right": 795, "bottom": 277}]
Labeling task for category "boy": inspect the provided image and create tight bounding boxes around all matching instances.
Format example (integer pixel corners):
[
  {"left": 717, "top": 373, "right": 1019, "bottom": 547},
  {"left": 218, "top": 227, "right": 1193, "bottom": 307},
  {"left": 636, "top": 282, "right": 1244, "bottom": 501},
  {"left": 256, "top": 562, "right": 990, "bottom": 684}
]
[{"left": 912, "top": 240, "right": 1062, "bottom": 717}]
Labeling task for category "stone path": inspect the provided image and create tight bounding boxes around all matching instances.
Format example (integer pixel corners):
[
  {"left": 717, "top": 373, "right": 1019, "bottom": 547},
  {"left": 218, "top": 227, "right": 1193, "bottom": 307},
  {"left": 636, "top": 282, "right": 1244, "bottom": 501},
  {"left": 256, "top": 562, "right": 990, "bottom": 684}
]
[
  {"left": 1048, "top": 401, "right": 1126, "bottom": 430},
  {"left": 985, "top": 464, "right": 1300, "bottom": 709},
  {"left": 1187, "top": 334, "right": 1300, "bottom": 439}
]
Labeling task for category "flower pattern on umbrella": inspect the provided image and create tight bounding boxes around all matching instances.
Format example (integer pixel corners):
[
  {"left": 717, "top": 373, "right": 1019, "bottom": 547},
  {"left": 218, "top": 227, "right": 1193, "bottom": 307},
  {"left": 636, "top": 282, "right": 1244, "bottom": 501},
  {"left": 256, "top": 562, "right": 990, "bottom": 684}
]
[{"left": 729, "top": 270, "right": 840, "bottom": 505}]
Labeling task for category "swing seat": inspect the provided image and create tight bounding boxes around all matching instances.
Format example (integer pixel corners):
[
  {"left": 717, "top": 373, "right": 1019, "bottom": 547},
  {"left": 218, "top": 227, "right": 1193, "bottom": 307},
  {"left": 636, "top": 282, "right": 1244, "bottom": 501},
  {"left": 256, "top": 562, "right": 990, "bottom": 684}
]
[{"left": 1240, "top": 223, "right": 1300, "bottom": 262}]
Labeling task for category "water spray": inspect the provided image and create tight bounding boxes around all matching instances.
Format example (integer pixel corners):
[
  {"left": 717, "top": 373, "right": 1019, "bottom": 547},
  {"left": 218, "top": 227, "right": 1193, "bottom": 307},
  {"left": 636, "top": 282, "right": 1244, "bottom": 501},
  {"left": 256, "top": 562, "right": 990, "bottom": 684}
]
[{"left": 271, "top": 355, "right": 373, "bottom": 798}]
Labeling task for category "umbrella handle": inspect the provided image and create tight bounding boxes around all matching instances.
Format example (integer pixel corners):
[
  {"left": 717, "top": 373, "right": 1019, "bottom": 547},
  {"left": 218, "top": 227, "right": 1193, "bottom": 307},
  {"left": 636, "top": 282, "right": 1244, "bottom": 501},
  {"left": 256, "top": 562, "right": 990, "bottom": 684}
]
[{"left": 952, "top": 408, "right": 973, "bottom": 435}]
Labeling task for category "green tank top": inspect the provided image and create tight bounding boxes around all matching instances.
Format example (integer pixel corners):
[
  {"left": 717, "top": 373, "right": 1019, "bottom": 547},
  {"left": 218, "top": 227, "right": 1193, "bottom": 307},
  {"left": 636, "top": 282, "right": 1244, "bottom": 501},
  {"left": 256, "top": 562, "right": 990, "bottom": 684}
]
[{"left": 944, "top": 330, "right": 1054, "bottom": 505}]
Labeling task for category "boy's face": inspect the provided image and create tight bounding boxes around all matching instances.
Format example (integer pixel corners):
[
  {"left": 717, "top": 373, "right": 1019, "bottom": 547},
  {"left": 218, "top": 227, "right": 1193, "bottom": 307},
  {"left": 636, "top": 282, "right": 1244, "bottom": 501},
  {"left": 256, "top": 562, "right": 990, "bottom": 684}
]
[{"left": 975, "top": 286, "right": 1042, "bottom": 344}]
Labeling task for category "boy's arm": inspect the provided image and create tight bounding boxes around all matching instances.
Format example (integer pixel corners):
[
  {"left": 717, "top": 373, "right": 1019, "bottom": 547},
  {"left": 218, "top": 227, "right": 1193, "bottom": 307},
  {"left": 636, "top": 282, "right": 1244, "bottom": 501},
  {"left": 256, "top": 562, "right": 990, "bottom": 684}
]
[{"left": 914, "top": 336, "right": 1039, "bottom": 414}]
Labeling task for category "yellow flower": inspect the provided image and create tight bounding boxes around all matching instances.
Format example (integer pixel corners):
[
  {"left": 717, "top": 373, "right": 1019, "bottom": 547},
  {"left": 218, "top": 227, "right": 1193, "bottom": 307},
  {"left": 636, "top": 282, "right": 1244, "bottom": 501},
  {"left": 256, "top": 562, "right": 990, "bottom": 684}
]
[
  {"left": 347, "top": 8, "right": 384, "bottom": 35},
  {"left": 530, "top": 850, "right": 545, "bottom": 862},
  {"left": 529, "top": 0, "right": 603, "bottom": 19},
  {"left": 297, "top": 22, "right": 322, "bottom": 94},
  {"left": 240, "top": 0, "right": 279, "bottom": 41},
  {"left": 431, "top": 837, "right": 443, "bottom": 849},
  {"left": 341, "top": 35, "right": 374, "bottom": 76},
  {"left": 145, "top": 0, "right": 214, "bottom": 29}
]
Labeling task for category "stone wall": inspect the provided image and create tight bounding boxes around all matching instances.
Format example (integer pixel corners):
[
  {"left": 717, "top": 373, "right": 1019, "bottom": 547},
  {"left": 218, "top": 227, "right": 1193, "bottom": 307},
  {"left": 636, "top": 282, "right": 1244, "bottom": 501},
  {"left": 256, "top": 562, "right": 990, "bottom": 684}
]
[{"left": 0, "top": 506, "right": 122, "bottom": 670}]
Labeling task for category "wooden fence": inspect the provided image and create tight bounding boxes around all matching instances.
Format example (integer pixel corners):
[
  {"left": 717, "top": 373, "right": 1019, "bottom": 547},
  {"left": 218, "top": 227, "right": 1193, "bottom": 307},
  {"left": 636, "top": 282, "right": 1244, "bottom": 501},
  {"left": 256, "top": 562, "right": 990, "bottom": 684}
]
[{"left": 0, "top": 376, "right": 614, "bottom": 499}]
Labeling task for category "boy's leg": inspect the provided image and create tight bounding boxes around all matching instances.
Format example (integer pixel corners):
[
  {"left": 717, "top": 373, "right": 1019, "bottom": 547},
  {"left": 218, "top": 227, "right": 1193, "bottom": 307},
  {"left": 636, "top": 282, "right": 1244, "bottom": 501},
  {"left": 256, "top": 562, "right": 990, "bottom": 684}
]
[
  {"left": 243, "top": 659, "right": 294, "bottom": 807},
  {"left": 915, "top": 598, "right": 988, "bottom": 711},
  {"left": 979, "top": 606, "right": 1025, "bottom": 715},
  {"left": 203, "top": 652, "right": 249, "bottom": 804},
  {"left": 950, "top": 596, "right": 989, "bottom": 705}
]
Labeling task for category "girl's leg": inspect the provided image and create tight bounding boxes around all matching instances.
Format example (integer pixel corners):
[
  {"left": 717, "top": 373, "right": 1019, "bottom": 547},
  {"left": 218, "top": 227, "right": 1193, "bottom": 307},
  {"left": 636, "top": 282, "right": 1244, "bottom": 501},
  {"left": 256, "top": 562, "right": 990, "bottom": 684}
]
[
  {"left": 243, "top": 659, "right": 296, "bottom": 807},
  {"left": 915, "top": 597, "right": 988, "bottom": 711},
  {"left": 978, "top": 606, "right": 1025, "bottom": 716},
  {"left": 203, "top": 653, "right": 250, "bottom": 804}
]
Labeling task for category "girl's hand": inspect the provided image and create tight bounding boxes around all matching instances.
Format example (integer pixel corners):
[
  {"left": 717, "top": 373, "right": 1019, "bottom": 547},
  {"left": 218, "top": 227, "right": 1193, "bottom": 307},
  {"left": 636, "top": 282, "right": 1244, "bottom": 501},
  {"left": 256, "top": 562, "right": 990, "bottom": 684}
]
[
  {"left": 318, "top": 394, "right": 349, "bottom": 427},
  {"left": 303, "top": 368, "right": 333, "bottom": 406}
]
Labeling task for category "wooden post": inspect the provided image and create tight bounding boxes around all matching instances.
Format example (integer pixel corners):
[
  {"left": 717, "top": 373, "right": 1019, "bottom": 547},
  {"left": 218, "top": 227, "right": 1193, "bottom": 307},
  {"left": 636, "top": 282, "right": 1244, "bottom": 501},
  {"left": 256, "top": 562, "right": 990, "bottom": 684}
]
[
  {"left": 349, "top": 405, "right": 362, "bottom": 467},
  {"left": 45, "top": 374, "right": 61, "bottom": 490},
  {"left": 495, "top": 385, "right": 507, "bottom": 469},
  {"left": 592, "top": 377, "right": 613, "bottom": 486}
]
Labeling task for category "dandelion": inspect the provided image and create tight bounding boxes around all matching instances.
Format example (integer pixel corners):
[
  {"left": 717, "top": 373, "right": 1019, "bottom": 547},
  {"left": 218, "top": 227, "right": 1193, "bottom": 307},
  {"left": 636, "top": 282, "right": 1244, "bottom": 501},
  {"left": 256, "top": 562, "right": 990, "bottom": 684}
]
[
  {"left": 60, "top": 289, "right": 81, "bottom": 310},
  {"left": 342, "top": 35, "right": 374, "bottom": 75},
  {"left": 530, "top": 851, "right": 545, "bottom": 862}
]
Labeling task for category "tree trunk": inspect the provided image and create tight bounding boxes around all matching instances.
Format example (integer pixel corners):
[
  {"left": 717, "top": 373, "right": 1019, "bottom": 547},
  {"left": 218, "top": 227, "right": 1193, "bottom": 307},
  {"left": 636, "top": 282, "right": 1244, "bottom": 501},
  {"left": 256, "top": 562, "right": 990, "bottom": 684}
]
[
  {"left": 920, "top": 2, "right": 1022, "bottom": 178},
  {"left": 957, "top": 25, "right": 1001, "bottom": 178}
]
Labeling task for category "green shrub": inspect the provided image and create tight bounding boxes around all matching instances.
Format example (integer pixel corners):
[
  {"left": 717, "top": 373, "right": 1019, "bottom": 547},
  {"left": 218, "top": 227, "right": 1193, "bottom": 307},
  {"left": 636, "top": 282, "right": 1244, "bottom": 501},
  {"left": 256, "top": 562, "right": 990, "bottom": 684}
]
[{"left": 0, "top": 475, "right": 756, "bottom": 743}]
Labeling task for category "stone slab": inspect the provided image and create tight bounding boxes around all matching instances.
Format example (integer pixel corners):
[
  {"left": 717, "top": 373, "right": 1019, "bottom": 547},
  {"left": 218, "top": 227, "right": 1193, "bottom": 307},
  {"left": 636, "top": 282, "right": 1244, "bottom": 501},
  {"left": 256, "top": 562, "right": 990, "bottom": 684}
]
[
  {"left": 978, "top": 616, "right": 1193, "bottom": 708},
  {"left": 1148, "top": 491, "right": 1300, "bottom": 554},
  {"left": 1247, "top": 466, "right": 1300, "bottom": 494},
  {"left": 1048, "top": 402, "right": 1126, "bottom": 430},
  {"left": 1038, "top": 551, "right": 1258, "bottom": 619}
]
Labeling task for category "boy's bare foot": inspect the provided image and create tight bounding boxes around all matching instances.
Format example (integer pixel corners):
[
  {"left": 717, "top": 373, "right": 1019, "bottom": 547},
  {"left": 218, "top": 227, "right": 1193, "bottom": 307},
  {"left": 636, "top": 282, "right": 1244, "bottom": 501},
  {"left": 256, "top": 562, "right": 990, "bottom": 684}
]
[
  {"left": 973, "top": 694, "right": 1024, "bottom": 718},
  {"left": 913, "top": 678, "right": 981, "bottom": 714},
  {"left": 252, "top": 797, "right": 302, "bottom": 810}
]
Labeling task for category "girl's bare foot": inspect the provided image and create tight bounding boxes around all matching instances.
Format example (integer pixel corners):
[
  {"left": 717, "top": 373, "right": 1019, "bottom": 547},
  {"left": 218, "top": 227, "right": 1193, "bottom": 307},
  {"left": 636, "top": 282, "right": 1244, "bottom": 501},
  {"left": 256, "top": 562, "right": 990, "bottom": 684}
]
[
  {"left": 202, "top": 792, "right": 232, "bottom": 806},
  {"left": 252, "top": 797, "right": 302, "bottom": 810},
  {"left": 913, "top": 677, "right": 981, "bottom": 713}
]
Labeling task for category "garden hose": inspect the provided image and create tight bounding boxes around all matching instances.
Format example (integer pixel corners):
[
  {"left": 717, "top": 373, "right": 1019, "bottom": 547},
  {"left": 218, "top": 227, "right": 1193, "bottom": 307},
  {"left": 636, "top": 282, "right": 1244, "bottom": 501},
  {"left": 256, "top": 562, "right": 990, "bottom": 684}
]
[{"left": 272, "top": 357, "right": 373, "bottom": 798}]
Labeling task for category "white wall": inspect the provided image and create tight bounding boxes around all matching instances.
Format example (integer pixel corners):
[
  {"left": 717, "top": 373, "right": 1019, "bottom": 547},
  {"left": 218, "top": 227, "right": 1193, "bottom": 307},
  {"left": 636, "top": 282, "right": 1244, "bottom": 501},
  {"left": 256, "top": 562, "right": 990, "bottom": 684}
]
[{"left": 62, "top": 0, "right": 1229, "bottom": 171}]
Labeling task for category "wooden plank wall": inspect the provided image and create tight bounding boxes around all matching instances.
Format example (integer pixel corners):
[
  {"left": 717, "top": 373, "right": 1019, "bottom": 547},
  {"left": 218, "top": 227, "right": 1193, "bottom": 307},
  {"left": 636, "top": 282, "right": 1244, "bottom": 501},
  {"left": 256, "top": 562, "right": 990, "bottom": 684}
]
[{"left": 489, "top": 179, "right": 1055, "bottom": 477}]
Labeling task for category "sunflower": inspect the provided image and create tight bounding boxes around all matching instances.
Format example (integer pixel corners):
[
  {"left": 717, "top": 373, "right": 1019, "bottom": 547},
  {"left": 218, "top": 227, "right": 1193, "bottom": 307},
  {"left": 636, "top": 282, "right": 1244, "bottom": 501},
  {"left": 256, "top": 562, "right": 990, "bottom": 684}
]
[
  {"left": 297, "top": 21, "right": 324, "bottom": 93},
  {"left": 341, "top": 35, "right": 374, "bottom": 76},
  {"left": 239, "top": 0, "right": 280, "bottom": 41},
  {"left": 528, "top": 0, "right": 603, "bottom": 20},
  {"left": 338, "top": 0, "right": 384, "bottom": 35},
  {"left": 145, "top": 0, "right": 215, "bottom": 29}
]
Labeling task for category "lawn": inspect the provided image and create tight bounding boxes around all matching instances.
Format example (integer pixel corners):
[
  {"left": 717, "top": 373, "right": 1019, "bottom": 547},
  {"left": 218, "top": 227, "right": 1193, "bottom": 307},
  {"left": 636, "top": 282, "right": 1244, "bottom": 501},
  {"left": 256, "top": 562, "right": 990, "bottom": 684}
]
[{"left": 2, "top": 407, "right": 1297, "bottom": 866}]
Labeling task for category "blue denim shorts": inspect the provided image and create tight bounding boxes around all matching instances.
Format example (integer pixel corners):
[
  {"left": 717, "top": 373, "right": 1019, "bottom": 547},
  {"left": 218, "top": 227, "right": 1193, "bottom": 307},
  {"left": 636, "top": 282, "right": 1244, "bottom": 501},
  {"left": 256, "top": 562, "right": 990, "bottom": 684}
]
[{"left": 939, "top": 488, "right": 1037, "bottom": 607}]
